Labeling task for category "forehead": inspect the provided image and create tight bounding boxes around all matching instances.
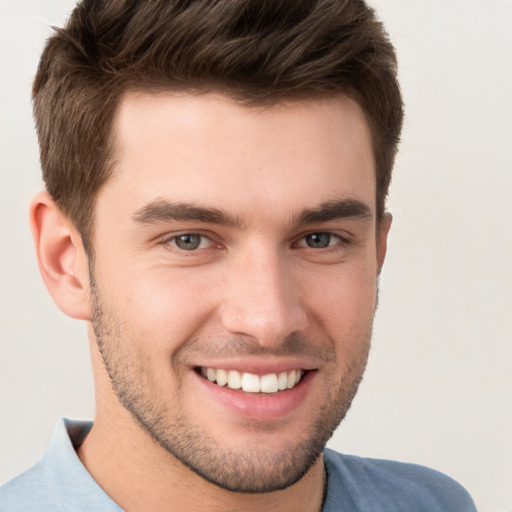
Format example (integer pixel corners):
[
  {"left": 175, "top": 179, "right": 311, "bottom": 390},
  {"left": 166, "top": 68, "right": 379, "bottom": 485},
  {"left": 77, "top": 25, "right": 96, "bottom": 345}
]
[{"left": 101, "top": 91, "right": 375, "bottom": 222}]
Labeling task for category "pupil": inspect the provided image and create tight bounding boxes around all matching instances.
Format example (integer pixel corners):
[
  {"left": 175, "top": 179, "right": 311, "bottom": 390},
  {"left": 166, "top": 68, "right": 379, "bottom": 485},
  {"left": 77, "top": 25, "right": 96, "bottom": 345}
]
[
  {"left": 307, "top": 233, "right": 330, "bottom": 248},
  {"left": 176, "top": 234, "right": 201, "bottom": 250}
]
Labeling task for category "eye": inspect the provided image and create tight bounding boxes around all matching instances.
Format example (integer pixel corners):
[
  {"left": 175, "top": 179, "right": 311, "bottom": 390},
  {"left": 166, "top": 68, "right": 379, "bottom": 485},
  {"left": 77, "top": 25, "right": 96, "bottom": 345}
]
[
  {"left": 167, "top": 233, "right": 214, "bottom": 251},
  {"left": 297, "top": 232, "right": 342, "bottom": 249}
]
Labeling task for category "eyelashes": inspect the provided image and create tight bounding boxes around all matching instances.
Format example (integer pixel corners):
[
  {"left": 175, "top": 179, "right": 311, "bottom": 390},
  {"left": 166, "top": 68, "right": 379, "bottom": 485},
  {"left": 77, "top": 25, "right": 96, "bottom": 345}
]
[
  {"left": 161, "top": 231, "right": 351, "bottom": 255},
  {"left": 295, "top": 232, "right": 343, "bottom": 249},
  {"left": 167, "top": 233, "right": 216, "bottom": 251}
]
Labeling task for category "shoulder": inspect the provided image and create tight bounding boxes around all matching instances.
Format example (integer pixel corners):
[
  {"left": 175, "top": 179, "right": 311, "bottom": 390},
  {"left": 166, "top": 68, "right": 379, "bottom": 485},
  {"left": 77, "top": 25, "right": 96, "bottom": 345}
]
[
  {"left": 323, "top": 449, "right": 477, "bottom": 512},
  {"left": 0, "top": 418, "right": 95, "bottom": 512},
  {"left": 0, "top": 460, "right": 62, "bottom": 512},
  {"left": 0, "top": 419, "right": 122, "bottom": 512}
]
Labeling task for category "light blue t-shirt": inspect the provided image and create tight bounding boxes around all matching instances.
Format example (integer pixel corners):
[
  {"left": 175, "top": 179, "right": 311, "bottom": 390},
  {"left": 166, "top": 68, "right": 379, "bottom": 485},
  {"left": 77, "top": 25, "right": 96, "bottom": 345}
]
[{"left": 0, "top": 418, "right": 477, "bottom": 511}]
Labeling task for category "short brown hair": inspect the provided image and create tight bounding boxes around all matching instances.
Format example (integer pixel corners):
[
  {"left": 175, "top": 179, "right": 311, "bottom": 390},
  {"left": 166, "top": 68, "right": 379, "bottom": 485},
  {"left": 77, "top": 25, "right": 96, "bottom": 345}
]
[{"left": 33, "top": 0, "right": 403, "bottom": 251}]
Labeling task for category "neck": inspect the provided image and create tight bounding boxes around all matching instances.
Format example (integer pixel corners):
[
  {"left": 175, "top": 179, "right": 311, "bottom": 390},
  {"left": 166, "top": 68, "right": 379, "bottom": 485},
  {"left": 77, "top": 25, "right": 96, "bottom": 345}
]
[{"left": 77, "top": 409, "right": 326, "bottom": 512}]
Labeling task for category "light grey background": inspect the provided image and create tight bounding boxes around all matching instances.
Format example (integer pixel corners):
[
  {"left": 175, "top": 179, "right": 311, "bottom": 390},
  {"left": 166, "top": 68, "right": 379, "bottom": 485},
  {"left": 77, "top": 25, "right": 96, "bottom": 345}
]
[{"left": 1, "top": 1, "right": 511, "bottom": 511}]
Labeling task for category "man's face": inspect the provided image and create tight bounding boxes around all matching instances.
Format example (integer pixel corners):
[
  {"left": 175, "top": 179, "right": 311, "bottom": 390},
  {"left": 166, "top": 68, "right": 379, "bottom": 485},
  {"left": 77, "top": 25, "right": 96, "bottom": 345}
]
[{"left": 89, "top": 92, "right": 387, "bottom": 492}]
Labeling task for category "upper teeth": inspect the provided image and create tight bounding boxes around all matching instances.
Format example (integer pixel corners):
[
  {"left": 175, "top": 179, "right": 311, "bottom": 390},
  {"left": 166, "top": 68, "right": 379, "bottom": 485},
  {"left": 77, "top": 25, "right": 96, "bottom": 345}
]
[{"left": 201, "top": 368, "right": 303, "bottom": 393}]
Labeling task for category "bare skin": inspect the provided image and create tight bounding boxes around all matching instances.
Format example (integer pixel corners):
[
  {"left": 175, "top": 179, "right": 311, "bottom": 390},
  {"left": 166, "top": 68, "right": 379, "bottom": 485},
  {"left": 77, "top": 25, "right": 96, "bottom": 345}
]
[{"left": 31, "top": 92, "right": 390, "bottom": 512}]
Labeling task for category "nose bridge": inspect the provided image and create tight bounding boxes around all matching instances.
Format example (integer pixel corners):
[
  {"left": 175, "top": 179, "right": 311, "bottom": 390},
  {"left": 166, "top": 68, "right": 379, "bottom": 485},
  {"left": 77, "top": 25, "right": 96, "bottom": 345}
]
[{"left": 220, "top": 244, "right": 306, "bottom": 346}]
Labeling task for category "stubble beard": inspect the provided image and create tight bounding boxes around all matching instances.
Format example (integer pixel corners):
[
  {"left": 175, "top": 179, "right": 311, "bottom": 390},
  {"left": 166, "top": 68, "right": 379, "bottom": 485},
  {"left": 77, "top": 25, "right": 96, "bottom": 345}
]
[{"left": 89, "top": 279, "right": 372, "bottom": 493}]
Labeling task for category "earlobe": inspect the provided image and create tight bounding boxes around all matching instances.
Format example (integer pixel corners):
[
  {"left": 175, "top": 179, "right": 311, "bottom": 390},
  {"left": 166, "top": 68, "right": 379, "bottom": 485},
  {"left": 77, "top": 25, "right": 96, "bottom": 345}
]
[
  {"left": 30, "top": 191, "right": 91, "bottom": 320},
  {"left": 377, "top": 212, "right": 392, "bottom": 274}
]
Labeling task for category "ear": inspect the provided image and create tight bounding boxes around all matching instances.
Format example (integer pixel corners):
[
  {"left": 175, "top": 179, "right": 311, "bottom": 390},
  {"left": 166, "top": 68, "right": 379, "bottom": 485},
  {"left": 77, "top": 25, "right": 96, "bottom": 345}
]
[
  {"left": 376, "top": 212, "right": 392, "bottom": 274},
  {"left": 30, "top": 191, "right": 91, "bottom": 320}
]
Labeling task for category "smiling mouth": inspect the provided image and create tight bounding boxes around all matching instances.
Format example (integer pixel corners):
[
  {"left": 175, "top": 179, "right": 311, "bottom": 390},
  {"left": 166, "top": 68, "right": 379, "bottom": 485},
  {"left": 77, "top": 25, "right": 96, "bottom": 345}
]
[{"left": 197, "top": 367, "right": 305, "bottom": 394}]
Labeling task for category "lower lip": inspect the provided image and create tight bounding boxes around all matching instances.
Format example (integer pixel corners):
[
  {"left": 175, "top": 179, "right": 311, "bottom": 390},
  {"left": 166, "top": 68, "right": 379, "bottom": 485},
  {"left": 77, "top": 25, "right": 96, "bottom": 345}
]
[{"left": 193, "top": 370, "right": 315, "bottom": 421}]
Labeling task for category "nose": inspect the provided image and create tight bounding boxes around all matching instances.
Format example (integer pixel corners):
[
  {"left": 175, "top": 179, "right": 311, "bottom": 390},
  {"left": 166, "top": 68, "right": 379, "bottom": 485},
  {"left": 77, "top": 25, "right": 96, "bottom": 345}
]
[{"left": 219, "top": 248, "right": 308, "bottom": 348}]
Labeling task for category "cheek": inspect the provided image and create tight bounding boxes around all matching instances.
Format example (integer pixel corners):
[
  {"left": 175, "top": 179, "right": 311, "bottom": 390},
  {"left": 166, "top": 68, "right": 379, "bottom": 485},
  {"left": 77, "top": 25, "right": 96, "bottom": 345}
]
[
  {"left": 303, "top": 263, "right": 377, "bottom": 342},
  {"left": 118, "top": 268, "right": 220, "bottom": 352}
]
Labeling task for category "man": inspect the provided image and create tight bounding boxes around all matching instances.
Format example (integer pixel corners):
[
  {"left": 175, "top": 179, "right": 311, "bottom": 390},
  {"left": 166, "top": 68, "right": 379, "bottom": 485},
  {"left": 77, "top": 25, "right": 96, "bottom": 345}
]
[{"left": 0, "top": 0, "right": 476, "bottom": 510}]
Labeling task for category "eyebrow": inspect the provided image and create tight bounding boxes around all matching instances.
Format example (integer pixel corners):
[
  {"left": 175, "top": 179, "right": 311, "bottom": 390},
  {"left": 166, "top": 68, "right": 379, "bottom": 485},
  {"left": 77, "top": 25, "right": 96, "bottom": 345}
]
[
  {"left": 296, "top": 199, "right": 373, "bottom": 225},
  {"left": 132, "top": 199, "right": 245, "bottom": 228},
  {"left": 132, "top": 198, "right": 372, "bottom": 228}
]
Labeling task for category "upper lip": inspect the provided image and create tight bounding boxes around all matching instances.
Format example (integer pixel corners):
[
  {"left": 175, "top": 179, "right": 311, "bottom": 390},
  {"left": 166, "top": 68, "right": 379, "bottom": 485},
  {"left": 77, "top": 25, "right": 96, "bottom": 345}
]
[{"left": 191, "top": 357, "right": 320, "bottom": 375}]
